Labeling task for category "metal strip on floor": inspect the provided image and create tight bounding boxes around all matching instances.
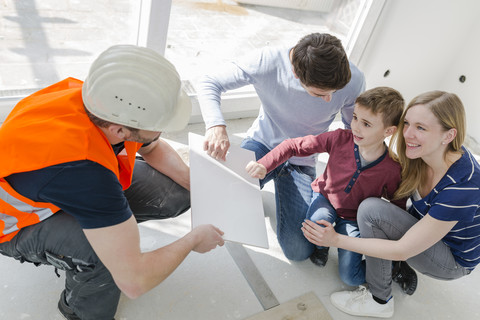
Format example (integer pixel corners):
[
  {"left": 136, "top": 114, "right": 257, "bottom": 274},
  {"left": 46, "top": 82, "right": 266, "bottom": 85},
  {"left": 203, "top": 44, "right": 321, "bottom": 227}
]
[{"left": 225, "top": 242, "right": 280, "bottom": 310}]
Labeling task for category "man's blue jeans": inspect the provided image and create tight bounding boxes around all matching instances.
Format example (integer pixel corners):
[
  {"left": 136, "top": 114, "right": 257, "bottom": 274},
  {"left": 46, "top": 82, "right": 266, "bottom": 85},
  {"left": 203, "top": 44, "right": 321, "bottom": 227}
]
[
  {"left": 241, "top": 138, "right": 316, "bottom": 260},
  {"left": 0, "top": 159, "right": 190, "bottom": 320},
  {"left": 307, "top": 192, "right": 366, "bottom": 286}
]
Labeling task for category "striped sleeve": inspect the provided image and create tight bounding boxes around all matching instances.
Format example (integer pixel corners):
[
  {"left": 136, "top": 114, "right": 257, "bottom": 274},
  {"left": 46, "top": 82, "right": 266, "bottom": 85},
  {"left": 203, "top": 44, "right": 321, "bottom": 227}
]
[{"left": 428, "top": 181, "right": 480, "bottom": 222}]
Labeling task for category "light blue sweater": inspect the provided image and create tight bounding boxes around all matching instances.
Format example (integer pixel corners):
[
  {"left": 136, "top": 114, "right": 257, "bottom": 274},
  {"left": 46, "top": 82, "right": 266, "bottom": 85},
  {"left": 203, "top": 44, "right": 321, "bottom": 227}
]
[{"left": 197, "top": 46, "right": 365, "bottom": 167}]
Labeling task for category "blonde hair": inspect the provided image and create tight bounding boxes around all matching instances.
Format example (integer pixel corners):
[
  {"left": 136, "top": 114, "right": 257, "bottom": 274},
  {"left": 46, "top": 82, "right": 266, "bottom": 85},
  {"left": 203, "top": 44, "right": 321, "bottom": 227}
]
[{"left": 390, "top": 91, "right": 466, "bottom": 199}]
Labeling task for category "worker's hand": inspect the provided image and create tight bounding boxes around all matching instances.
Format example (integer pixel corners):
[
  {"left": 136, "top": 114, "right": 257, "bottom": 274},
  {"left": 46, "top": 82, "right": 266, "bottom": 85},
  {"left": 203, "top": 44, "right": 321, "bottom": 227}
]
[
  {"left": 245, "top": 161, "right": 267, "bottom": 179},
  {"left": 191, "top": 224, "right": 225, "bottom": 253},
  {"left": 204, "top": 126, "right": 230, "bottom": 161},
  {"left": 301, "top": 220, "right": 338, "bottom": 247}
]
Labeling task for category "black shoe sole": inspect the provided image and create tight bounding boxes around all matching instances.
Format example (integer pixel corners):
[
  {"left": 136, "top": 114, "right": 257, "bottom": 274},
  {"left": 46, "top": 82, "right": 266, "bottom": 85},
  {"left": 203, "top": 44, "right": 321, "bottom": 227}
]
[
  {"left": 392, "top": 261, "right": 418, "bottom": 295},
  {"left": 310, "top": 248, "right": 329, "bottom": 267},
  {"left": 58, "top": 290, "right": 81, "bottom": 320}
]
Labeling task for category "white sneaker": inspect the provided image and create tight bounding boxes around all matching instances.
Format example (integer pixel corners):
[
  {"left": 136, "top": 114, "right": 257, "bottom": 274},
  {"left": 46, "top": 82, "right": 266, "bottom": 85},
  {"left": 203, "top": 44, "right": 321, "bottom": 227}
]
[{"left": 330, "top": 285, "right": 394, "bottom": 318}]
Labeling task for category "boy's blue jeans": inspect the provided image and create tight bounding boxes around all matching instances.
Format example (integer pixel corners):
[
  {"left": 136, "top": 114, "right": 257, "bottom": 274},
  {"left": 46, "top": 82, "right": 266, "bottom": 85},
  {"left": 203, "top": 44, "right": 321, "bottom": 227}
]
[
  {"left": 241, "top": 138, "right": 316, "bottom": 260},
  {"left": 307, "top": 192, "right": 366, "bottom": 286}
]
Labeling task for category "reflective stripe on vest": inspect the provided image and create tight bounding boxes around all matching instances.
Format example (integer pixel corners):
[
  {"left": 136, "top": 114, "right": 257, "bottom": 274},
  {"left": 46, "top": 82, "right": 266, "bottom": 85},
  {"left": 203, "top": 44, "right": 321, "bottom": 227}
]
[
  {"left": 0, "top": 179, "right": 59, "bottom": 242},
  {"left": 0, "top": 184, "right": 53, "bottom": 234},
  {"left": 0, "top": 212, "right": 19, "bottom": 236}
]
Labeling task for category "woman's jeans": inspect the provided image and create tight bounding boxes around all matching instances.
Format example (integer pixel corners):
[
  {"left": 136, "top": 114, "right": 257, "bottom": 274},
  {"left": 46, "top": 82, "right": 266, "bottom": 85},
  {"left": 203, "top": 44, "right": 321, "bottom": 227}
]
[
  {"left": 241, "top": 138, "right": 316, "bottom": 260},
  {"left": 0, "top": 159, "right": 190, "bottom": 320},
  {"left": 307, "top": 192, "right": 365, "bottom": 286},
  {"left": 358, "top": 197, "right": 471, "bottom": 300}
]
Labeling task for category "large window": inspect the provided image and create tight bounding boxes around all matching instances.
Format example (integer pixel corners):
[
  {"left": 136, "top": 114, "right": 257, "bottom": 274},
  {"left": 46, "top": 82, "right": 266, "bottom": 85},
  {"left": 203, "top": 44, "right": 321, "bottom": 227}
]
[
  {"left": 165, "top": 0, "right": 368, "bottom": 83},
  {"left": 0, "top": 0, "right": 140, "bottom": 92},
  {"left": 0, "top": 0, "right": 381, "bottom": 121}
]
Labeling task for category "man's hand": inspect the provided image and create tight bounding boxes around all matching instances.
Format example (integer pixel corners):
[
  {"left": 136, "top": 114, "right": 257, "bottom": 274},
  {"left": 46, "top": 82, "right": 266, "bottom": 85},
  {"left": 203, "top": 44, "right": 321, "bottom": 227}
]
[
  {"left": 204, "top": 126, "right": 230, "bottom": 161},
  {"left": 84, "top": 217, "right": 225, "bottom": 299},
  {"left": 190, "top": 224, "right": 225, "bottom": 253},
  {"left": 245, "top": 161, "right": 267, "bottom": 179}
]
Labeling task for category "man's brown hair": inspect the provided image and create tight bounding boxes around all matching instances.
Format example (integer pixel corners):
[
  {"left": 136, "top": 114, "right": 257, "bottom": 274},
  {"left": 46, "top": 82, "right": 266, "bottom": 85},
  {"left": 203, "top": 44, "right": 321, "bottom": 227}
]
[{"left": 291, "top": 33, "right": 351, "bottom": 90}]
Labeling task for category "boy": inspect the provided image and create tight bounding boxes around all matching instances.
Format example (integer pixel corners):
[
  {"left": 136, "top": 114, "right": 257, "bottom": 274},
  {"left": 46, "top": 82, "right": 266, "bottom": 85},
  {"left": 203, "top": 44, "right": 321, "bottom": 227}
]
[{"left": 246, "top": 87, "right": 406, "bottom": 287}]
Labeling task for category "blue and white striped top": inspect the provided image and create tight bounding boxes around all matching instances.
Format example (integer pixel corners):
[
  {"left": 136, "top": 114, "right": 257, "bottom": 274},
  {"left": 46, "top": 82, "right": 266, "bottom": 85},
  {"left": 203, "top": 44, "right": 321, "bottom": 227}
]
[{"left": 409, "top": 147, "right": 480, "bottom": 270}]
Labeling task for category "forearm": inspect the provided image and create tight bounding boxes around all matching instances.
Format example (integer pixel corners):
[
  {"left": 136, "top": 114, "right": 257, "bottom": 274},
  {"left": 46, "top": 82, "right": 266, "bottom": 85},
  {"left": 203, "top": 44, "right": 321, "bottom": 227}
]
[
  {"left": 85, "top": 218, "right": 224, "bottom": 300},
  {"left": 197, "top": 62, "right": 253, "bottom": 129},
  {"left": 83, "top": 218, "right": 192, "bottom": 299},
  {"left": 258, "top": 137, "right": 320, "bottom": 172},
  {"left": 303, "top": 216, "right": 453, "bottom": 262},
  {"left": 333, "top": 234, "right": 410, "bottom": 261},
  {"left": 337, "top": 216, "right": 456, "bottom": 261},
  {"left": 140, "top": 139, "right": 190, "bottom": 190},
  {"left": 125, "top": 232, "right": 199, "bottom": 298},
  {"left": 197, "top": 76, "right": 226, "bottom": 129}
]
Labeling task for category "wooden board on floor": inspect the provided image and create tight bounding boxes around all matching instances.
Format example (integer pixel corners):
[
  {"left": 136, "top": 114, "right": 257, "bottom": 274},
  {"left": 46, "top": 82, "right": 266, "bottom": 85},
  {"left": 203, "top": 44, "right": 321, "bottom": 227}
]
[{"left": 245, "top": 292, "right": 332, "bottom": 320}]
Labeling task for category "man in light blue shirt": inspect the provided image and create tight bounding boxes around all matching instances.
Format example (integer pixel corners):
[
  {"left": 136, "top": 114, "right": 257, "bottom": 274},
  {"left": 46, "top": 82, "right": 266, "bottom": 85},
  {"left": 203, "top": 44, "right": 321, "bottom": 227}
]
[{"left": 197, "top": 33, "right": 365, "bottom": 263}]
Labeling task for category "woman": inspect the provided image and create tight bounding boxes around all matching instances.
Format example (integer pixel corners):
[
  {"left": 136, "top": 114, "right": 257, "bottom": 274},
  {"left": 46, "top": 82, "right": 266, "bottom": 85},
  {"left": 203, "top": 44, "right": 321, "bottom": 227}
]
[{"left": 302, "top": 91, "right": 480, "bottom": 318}]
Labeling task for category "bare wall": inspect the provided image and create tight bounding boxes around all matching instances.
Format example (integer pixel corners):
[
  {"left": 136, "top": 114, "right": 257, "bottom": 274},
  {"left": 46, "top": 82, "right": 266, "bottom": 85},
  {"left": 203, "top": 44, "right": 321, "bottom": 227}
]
[{"left": 358, "top": 0, "right": 480, "bottom": 144}]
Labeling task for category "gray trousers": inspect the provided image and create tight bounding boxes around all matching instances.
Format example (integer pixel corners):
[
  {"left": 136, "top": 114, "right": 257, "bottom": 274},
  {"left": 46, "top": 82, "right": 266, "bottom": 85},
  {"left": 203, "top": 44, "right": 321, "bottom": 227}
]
[
  {"left": 0, "top": 159, "right": 190, "bottom": 320},
  {"left": 358, "top": 197, "right": 470, "bottom": 300}
]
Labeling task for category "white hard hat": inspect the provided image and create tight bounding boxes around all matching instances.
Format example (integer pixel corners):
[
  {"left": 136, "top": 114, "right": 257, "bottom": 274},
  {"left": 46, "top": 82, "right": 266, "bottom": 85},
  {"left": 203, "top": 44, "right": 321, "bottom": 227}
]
[{"left": 82, "top": 45, "right": 191, "bottom": 132}]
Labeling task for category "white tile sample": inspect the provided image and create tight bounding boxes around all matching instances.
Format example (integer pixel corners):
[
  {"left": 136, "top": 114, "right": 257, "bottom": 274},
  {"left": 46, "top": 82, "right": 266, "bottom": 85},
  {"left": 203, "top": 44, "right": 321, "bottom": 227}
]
[{"left": 189, "top": 132, "right": 269, "bottom": 248}]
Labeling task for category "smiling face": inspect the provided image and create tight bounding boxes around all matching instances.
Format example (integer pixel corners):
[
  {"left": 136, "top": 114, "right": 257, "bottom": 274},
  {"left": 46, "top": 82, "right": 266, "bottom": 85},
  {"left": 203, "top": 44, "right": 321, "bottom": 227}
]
[
  {"left": 350, "top": 104, "right": 393, "bottom": 148},
  {"left": 402, "top": 104, "right": 454, "bottom": 162}
]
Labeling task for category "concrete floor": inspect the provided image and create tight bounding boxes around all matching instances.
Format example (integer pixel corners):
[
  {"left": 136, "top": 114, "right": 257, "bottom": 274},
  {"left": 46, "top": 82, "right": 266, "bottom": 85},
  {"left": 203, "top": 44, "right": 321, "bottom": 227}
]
[{"left": 1, "top": 0, "right": 479, "bottom": 319}]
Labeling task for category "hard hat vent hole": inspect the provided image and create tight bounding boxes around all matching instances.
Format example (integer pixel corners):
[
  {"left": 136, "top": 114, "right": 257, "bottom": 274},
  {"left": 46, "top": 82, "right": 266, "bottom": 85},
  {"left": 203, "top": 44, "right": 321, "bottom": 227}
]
[{"left": 114, "top": 95, "right": 147, "bottom": 111}]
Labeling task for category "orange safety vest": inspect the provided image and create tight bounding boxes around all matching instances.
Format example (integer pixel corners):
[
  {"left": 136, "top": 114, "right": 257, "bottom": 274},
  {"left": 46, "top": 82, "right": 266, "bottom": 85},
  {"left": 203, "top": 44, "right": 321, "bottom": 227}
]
[{"left": 0, "top": 78, "right": 143, "bottom": 243}]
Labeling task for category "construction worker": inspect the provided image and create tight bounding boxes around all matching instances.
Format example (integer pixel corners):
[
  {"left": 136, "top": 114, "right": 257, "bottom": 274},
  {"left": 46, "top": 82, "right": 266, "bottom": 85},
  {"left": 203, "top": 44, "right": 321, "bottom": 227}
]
[{"left": 0, "top": 45, "right": 225, "bottom": 320}]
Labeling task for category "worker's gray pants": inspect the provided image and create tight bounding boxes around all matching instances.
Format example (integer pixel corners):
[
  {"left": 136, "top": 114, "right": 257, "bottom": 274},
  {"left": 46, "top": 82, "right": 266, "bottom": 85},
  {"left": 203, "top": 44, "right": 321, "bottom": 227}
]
[{"left": 0, "top": 159, "right": 190, "bottom": 320}]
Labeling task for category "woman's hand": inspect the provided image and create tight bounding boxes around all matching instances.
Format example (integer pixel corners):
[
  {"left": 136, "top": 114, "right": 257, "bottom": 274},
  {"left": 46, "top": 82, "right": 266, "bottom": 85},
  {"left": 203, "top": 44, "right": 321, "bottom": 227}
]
[{"left": 302, "top": 219, "right": 338, "bottom": 247}]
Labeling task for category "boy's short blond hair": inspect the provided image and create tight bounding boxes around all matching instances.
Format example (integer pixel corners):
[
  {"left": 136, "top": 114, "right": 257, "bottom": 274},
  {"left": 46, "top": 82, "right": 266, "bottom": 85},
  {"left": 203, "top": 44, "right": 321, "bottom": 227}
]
[{"left": 355, "top": 87, "right": 404, "bottom": 127}]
